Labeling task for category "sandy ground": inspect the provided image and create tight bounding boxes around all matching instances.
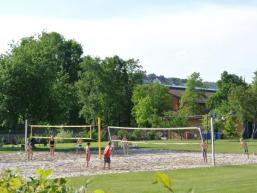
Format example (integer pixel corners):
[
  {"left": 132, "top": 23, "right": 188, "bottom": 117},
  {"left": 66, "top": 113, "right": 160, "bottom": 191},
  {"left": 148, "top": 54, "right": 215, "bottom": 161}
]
[{"left": 0, "top": 149, "right": 256, "bottom": 179}]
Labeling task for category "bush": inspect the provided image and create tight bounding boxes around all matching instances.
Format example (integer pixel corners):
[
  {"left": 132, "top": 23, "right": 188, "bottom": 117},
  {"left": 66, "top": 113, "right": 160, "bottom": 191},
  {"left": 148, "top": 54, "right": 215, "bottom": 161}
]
[
  {"left": 117, "top": 130, "right": 129, "bottom": 139},
  {"left": 56, "top": 130, "right": 74, "bottom": 143},
  {"left": 17, "top": 137, "right": 25, "bottom": 145},
  {"left": 0, "top": 169, "right": 86, "bottom": 193},
  {"left": 130, "top": 130, "right": 144, "bottom": 141},
  {"left": 146, "top": 131, "right": 162, "bottom": 140}
]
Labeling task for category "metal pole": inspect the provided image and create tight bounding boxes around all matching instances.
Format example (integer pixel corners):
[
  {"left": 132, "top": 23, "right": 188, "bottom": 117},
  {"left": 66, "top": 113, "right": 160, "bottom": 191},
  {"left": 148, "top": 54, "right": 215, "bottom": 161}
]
[
  {"left": 198, "top": 127, "right": 203, "bottom": 144},
  {"left": 211, "top": 117, "right": 215, "bottom": 166},
  {"left": 25, "top": 120, "right": 28, "bottom": 151},
  {"left": 107, "top": 126, "right": 112, "bottom": 142},
  {"left": 98, "top": 117, "right": 101, "bottom": 159}
]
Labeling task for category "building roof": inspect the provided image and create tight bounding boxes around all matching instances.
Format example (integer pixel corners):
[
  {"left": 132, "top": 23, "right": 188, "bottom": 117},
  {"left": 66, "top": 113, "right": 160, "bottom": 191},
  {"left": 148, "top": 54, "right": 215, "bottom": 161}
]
[{"left": 168, "top": 85, "right": 216, "bottom": 103}]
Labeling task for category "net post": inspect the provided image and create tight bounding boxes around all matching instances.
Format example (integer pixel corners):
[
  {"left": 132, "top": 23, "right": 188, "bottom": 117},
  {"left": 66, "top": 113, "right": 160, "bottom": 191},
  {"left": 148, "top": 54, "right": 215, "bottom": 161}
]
[
  {"left": 25, "top": 119, "right": 28, "bottom": 151},
  {"left": 211, "top": 116, "right": 216, "bottom": 167},
  {"left": 107, "top": 126, "right": 112, "bottom": 141},
  {"left": 89, "top": 125, "right": 92, "bottom": 139},
  {"left": 98, "top": 117, "right": 101, "bottom": 159},
  {"left": 198, "top": 127, "right": 203, "bottom": 143},
  {"left": 30, "top": 125, "right": 32, "bottom": 138}
]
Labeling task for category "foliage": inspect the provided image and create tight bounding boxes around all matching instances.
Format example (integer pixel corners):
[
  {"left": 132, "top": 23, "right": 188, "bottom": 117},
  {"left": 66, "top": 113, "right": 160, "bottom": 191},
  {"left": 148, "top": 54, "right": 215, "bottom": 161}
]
[
  {"left": 0, "top": 32, "right": 83, "bottom": 130},
  {"left": 179, "top": 72, "right": 207, "bottom": 115},
  {"left": 0, "top": 169, "right": 195, "bottom": 193},
  {"left": 0, "top": 169, "right": 109, "bottom": 193},
  {"left": 132, "top": 83, "right": 171, "bottom": 127},
  {"left": 117, "top": 130, "right": 129, "bottom": 139},
  {"left": 77, "top": 56, "right": 144, "bottom": 127},
  {"left": 207, "top": 71, "right": 246, "bottom": 114},
  {"left": 56, "top": 130, "right": 74, "bottom": 143},
  {"left": 228, "top": 72, "right": 257, "bottom": 138},
  {"left": 223, "top": 116, "right": 238, "bottom": 137},
  {"left": 153, "top": 172, "right": 173, "bottom": 192},
  {"left": 162, "top": 111, "right": 188, "bottom": 127}
]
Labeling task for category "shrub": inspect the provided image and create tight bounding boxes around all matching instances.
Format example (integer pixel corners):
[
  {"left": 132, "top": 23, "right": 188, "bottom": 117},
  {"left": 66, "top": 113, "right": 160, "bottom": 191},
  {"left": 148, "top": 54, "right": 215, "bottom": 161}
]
[
  {"left": 0, "top": 169, "right": 98, "bottom": 193},
  {"left": 117, "top": 130, "right": 129, "bottom": 139},
  {"left": 56, "top": 130, "right": 74, "bottom": 143}
]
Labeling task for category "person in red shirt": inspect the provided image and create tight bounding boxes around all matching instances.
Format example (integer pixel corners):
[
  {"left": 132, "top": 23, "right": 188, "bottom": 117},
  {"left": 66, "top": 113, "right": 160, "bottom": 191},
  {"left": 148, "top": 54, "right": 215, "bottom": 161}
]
[{"left": 103, "top": 141, "right": 112, "bottom": 169}]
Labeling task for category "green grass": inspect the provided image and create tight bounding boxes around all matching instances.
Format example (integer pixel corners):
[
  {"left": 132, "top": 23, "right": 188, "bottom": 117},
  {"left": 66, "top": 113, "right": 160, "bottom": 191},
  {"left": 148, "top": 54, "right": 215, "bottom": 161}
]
[
  {"left": 67, "top": 164, "right": 257, "bottom": 193},
  {"left": 0, "top": 139, "right": 256, "bottom": 154},
  {"left": 132, "top": 139, "right": 257, "bottom": 154},
  {"left": 0, "top": 141, "right": 108, "bottom": 153}
]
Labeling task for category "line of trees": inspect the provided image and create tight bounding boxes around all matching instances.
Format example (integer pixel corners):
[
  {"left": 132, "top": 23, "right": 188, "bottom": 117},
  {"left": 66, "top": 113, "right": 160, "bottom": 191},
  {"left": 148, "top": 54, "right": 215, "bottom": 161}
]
[
  {"left": 0, "top": 32, "right": 145, "bottom": 131},
  {"left": 0, "top": 32, "right": 256, "bottom": 138}
]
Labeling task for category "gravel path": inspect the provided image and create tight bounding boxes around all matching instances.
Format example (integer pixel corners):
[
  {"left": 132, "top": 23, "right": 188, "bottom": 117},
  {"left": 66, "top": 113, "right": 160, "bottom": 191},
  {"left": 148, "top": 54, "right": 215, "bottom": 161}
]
[{"left": 0, "top": 149, "right": 256, "bottom": 179}]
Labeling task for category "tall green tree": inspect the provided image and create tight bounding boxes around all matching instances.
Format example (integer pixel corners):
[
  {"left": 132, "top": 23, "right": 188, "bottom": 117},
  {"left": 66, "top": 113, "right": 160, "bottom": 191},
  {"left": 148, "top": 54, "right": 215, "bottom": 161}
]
[
  {"left": 179, "top": 72, "right": 206, "bottom": 115},
  {"left": 132, "top": 83, "right": 171, "bottom": 127},
  {"left": 229, "top": 72, "right": 257, "bottom": 138},
  {"left": 0, "top": 32, "right": 83, "bottom": 130},
  {"left": 207, "top": 71, "right": 247, "bottom": 137},
  {"left": 208, "top": 71, "right": 246, "bottom": 114},
  {"left": 77, "top": 55, "right": 144, "bottom": 126}
]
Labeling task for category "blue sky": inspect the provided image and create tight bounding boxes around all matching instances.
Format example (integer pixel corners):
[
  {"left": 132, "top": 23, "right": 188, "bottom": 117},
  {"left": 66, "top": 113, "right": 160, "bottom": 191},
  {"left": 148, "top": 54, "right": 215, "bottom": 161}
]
[{"left": 0, "top": 0, "right": 257, "bottom": 82}]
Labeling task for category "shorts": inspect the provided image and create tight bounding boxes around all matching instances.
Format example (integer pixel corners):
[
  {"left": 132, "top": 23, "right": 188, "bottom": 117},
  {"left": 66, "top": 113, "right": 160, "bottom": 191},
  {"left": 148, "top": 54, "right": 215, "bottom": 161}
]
[
  {"left": 123, "top": 144, "right": 129, "bottom": 149},
  {"left": 104, "top": 157, "right": 111, "bottom": 164},
  {"left": 202, "top": 149, "right": 207, "bottom": 157}
]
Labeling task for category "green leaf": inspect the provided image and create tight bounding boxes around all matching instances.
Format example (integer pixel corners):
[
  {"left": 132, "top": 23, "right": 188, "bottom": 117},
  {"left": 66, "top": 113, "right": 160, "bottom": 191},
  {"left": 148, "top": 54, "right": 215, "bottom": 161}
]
[
  {"left": 0, "top": 187, "right": 8, "bottom": 193},
  {"left": 9, "top": 177, "right": 23, "bottom": 190},
  {"left": 36, "top": 169, "right": 52, "bottom": 179},
  {"left": 187, "top": 188, "right": 194, "bottom": 193},
  {"left": 86, "top": 177, "right": 94, "bottom": 185},
  {"left": 155, "top": 172, "right": 172, "bottom": 189},
  {"left": 36, "top": 168, "right": 44, "bottom": 176},
  {"left": 94, "top": 189, "right": 106, "bottom": 193}
]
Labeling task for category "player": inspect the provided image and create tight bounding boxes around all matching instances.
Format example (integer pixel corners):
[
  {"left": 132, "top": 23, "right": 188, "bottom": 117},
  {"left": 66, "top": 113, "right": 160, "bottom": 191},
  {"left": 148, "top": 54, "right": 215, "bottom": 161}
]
[
  {"left": 122, "top": 136, "right": 129, "bottom": 155},
  {"left": 49, "top": 136, "right": 55, "bottom": 157},
  {"left": 85, "top": 142, "right": 91, "bottom": 167},
  {"left": 76, "top": 138, "right": 83, "bottom": 154},
  {"left": 240, "top": 138, "right": 249, "bottom": 159},
  {"left": 201, "top": 140, "right": 208, "bottom": 163},
  {"left": 103, "top": 141, "right": 112, "bottom": 169},
  {"left": 27, "top": 139, "right": 33, "bottom": 160}
]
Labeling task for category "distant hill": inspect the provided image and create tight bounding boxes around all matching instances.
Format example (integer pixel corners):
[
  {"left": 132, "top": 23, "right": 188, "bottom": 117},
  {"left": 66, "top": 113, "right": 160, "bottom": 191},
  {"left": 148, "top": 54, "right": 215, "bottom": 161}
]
[{"left": 144, "top": 73, "right": 217, "bottom": 89}]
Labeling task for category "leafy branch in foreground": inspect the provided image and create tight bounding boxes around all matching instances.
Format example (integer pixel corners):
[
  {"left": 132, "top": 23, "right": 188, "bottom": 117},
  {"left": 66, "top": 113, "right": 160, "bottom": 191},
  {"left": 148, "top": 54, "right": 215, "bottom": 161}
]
[{"left": 153, "top": 172, "right": 194, "bottom": 193}]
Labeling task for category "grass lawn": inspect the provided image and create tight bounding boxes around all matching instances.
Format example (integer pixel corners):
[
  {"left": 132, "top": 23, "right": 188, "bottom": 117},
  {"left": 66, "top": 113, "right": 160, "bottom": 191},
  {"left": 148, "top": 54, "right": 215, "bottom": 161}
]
[
  {"left": 67, "top": 164, "right": 257, "bottom": 193},
  {"left": 0, "top": 141, "right": 108, "bottom": 153},
  {"left": 137, "top": 139, "right": 257, "bottom": 154},
  {"left": 0, "top": 139, "right": 256, "bottom": 154}
]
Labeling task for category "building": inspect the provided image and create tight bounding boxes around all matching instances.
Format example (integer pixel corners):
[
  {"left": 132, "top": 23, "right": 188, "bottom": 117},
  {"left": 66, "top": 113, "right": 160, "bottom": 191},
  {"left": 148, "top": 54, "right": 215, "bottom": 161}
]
[{"left": 168, "top": 85, "right": 217, "bottom": 112}]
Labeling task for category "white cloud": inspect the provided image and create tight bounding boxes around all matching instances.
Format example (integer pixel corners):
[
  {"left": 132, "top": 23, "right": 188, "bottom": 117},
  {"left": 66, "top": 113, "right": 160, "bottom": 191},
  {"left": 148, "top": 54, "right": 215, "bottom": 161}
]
[{"left": 0, "top": 5, "right": 257, "bottom": 82}]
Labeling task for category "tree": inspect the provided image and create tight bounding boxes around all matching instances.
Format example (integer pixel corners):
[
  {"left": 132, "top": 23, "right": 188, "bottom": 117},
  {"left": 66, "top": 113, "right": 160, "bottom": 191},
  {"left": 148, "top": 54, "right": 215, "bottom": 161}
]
[
  {"left": 132, "top": 83, "right": 172, "bottom": 127},
  {"left": 0, "top": 32, "right": 83, "bottom": 130},
  {"left": 179, "top": 72, "right": 206, "bottom": 115},
  {"left": 77, "top": 55, "right": 144, "bottom": 126},
  {"left": 229, "top": 72, "right": 257, "bottom": 138},
  {"left": 208, "top": 71, "right": 246, "bottom": 114}
]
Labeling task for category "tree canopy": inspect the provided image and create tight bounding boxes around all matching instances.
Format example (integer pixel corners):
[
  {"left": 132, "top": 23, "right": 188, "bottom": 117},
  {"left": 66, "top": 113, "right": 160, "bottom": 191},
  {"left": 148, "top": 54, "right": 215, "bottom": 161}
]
[
  {"left": 0, "top": 32, "right": 82, "bottom": 129},
  {"left": 179, "top": 72, "right": 206, "bottom": 115},
  {"left": 132, "top": 83, "right": 171, "bottom": 127},
  {"left": 76, "top": 55, "right": 144, "bottom": 126}
]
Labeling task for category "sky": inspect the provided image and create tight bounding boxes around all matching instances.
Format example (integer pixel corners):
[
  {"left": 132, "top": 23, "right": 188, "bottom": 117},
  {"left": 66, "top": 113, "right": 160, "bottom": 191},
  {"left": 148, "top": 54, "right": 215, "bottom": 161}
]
[{"left": 0, "top": 0, "right": 257, "bottom": 82}]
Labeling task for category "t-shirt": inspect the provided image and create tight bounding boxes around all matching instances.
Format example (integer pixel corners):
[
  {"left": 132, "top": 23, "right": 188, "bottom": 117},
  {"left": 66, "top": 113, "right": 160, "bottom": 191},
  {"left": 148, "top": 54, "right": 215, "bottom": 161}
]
[{"left": 103, "top": 145, "right": 111, "bottom": 157}]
